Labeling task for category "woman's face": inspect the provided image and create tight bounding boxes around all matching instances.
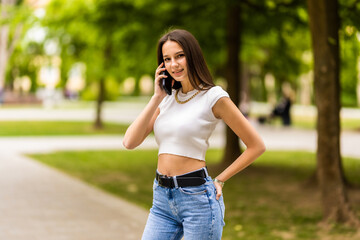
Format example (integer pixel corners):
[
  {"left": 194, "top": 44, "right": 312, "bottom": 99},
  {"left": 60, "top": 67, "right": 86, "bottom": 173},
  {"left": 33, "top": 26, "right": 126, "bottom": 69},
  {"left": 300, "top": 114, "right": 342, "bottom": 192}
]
[{"left": 162, "top": 40, "right": 189, "bottom": 83}]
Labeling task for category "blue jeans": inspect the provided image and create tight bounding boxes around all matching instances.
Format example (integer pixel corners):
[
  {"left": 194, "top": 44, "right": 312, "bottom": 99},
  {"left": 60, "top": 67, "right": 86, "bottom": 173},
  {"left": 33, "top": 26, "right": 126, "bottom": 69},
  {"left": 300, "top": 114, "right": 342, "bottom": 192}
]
[{"left": 142, "top": 176, "right": 225, "bottom": 240}]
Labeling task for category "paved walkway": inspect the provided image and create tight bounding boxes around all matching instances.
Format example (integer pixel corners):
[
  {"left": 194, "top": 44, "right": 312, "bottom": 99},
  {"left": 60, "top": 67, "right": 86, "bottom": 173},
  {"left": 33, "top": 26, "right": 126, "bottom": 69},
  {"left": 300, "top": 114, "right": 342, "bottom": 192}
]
[
  {"left": 0, "top": 152, "right": 148, "bottom": 240},
  {"left": 0, "top": 104, "right": 359, "bottom": 239}
]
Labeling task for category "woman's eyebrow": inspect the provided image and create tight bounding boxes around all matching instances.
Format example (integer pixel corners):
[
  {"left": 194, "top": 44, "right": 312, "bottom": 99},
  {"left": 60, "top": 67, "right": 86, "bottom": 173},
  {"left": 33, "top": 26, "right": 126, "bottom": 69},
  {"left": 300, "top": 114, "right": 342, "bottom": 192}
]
[{"left": 163, "top": 51, "right": 184, "bottom": 57}]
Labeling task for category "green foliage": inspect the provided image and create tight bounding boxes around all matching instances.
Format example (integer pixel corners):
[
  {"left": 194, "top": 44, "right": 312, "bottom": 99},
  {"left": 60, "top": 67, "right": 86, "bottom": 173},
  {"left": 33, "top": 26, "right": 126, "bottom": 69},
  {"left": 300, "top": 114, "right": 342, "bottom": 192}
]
[
  {"left": 2, "top": 2, "right": 37, "bottom": 89},
  {"left": 40, "top": 0, "right": 227, "bottom": 98},
  {"left": 10, "top": 0, "right": 357, "bottom": 105},
  {"left": 339, "top": 0, "right": 360, "bottom": 30},
  {"left": 338, "top": 0, "right": 360, "bottom": 107},
  {"left": 81, "top": 77, "right": 120, "bottom": 101},
  {"left": 42, "top": 0, "right": 168, "bottom": 97},
  {"left": 241, "top": 0, "right": 310, "bottom": 98},
  {"left": 340, "top": 30, "right": 359, "bottom": 107},
  {"left": 8, "top": 39, "right": 44, "bottom": 92}
]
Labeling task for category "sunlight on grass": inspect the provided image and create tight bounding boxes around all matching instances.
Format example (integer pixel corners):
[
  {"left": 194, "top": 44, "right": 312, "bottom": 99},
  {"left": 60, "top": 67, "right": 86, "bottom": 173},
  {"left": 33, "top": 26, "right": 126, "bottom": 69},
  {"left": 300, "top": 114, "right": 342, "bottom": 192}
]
[
  {"left": 29, "top": 149, "right": 360, "bottom": 240},
  {"left": 250, "top": 113, "right": 360, "bottom": 131},
  {"left": 293, "top": 115, "right": 360, "bottom": 131},
  {"left": 0, "top": 121, "right": 129, "bottom": 136}
]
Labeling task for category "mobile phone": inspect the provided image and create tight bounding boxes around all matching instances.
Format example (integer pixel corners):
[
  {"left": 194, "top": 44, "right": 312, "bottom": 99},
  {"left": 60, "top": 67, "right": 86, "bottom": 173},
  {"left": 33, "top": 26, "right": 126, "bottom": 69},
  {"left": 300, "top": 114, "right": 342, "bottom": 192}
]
[{"left": 161, "top": 66, "right": 174, "bottom": 95}]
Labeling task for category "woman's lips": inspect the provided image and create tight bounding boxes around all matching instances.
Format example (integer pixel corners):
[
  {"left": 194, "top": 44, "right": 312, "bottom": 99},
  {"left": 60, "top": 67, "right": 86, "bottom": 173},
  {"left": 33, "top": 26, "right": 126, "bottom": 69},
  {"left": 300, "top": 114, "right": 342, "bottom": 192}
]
[{"left": 173, "top": 69, "right": 184, "bottom": 76}]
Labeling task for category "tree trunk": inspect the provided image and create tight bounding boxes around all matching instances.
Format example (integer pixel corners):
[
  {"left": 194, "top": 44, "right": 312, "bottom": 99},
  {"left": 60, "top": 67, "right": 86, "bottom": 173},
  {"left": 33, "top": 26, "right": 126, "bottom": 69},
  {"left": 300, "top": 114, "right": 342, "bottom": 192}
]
[
  {"left": 94, "top": 76, "right": 105, "bottom": 129},
  {"left": 222, "top": 3, "right": 242, "bottom": 165},
  {"left": 357, "top": 56, "right": 360, "bottom": 107},
  {"left": 307, "top": 0, "right": 360, "bottom": 226},
  {"left": 0, "top": 0, "right": 22, "bottom": 103},
  {"left": 0, "top": 25, "right": 9, "bottom": 93},
  {"left": 94, "top": 42, "right": 111, "bottom": 129},
  {"left": 0, "top": 0, "right": 10, "bottom": 101}
]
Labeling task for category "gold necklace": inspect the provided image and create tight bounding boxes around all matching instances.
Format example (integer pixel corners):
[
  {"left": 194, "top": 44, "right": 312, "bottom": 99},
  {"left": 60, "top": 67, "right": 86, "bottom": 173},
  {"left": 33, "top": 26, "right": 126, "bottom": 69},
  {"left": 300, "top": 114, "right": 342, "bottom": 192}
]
[{"left": 175, "top": 89, "right": 200, "bottom": 104}]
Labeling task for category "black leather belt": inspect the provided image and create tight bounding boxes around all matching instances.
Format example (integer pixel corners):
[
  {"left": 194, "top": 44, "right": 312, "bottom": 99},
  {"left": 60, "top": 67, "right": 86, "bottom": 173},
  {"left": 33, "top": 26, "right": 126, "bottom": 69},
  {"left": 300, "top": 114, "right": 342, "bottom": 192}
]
[{"left": 156, "top": 167, "right": 208, "bottom": 188}]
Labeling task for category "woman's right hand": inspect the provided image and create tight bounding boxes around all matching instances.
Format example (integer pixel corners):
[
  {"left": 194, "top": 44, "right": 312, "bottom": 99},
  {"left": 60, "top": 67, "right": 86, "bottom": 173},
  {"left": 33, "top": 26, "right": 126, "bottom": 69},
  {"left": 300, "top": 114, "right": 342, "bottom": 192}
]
[{"left": 154, "top": 62, "right": 168, "bottom": 98}]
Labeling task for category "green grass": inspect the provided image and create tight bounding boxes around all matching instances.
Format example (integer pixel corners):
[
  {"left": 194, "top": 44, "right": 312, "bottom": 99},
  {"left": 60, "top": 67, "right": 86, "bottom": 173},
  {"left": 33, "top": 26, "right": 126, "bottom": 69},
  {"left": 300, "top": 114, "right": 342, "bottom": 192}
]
[
  {"left": 29, "top": 149, "right": 360, "bottom": 240},
  {"left": 0, "top": 121, "right": 129, "bottom": 136},
  {"left": 292, "top": 116, "right": 360, "bottom": 131},
  {"left": 0, "top": 117, "right": 357, "bottom": 137},
  {"left": 250, "top": 112, "right": 360, "bottom": 131}
]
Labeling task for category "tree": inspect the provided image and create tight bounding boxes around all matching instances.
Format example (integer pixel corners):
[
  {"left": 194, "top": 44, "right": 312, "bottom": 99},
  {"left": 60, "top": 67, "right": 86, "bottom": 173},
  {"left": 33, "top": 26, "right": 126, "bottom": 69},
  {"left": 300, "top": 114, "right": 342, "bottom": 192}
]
[
  {"left": 307, "top": 0, "right": 360, "bottom": 226},
  {"left": 43, "top": 0, "right": 152, "bottom": 128},
  {"left": 0, "top": 0, "right": 26, "bottom": 102},
  {"left": 222, "top": 1, "right": 241, "bottom": 165}
]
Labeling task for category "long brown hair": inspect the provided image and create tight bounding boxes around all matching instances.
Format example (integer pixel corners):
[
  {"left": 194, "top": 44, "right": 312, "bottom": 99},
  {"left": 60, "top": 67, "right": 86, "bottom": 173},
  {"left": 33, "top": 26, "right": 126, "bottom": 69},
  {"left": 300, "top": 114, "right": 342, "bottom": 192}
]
[{"left": 157, "top": 29, "right": 215, "bottom": 90}]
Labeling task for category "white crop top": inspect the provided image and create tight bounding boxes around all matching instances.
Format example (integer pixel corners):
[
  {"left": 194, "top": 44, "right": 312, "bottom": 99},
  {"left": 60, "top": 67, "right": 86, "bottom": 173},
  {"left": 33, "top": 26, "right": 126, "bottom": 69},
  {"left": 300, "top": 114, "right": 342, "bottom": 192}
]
[{"left": 153, "top": 86, "right": 229, "bottom": 161}]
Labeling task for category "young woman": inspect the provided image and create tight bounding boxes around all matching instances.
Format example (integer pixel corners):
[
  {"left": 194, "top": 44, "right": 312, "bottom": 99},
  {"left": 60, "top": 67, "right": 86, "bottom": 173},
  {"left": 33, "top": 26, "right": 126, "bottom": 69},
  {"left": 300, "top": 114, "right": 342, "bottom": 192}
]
[{"left": 123, "top": 29, "right": 266, "bottom": 240}]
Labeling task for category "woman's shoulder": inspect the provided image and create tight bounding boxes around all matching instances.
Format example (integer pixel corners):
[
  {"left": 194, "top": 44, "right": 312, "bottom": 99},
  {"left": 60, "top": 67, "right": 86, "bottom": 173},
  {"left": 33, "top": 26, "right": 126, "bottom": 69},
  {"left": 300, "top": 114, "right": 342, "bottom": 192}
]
[
  {"left": 205, "top": 85, "right": 230, "bottom": 107},
  {"left": 205, "top": 85, "right": 229, "bottom": 98}
]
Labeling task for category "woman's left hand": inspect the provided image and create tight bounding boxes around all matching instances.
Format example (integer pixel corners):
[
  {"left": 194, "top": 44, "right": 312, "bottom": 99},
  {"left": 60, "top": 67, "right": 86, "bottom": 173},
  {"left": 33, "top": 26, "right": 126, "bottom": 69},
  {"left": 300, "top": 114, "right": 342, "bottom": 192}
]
[{"left": 213, "top": 181, "right": 223, "bottom": 200}]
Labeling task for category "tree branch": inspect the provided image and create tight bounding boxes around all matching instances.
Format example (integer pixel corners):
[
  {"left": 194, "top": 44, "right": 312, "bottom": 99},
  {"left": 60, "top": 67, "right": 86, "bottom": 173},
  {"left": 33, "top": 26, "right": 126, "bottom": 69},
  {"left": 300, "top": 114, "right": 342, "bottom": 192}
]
[{"left": 7, "top": 23, "right": 22, "bottom": 56}]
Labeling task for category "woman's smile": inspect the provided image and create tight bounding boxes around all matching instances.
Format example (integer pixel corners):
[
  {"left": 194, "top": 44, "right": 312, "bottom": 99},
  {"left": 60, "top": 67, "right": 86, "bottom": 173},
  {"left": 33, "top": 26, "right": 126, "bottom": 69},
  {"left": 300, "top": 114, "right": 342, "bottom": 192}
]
[{"left": 173, "top": 69, "right": 184, "bottom": 77}]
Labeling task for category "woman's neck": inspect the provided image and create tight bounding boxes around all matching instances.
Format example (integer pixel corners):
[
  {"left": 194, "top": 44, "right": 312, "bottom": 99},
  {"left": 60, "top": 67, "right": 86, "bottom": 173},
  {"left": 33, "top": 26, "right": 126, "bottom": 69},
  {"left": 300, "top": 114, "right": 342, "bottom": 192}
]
[{"left": 181, "top": 81, "right": 195, "bottom": 94}]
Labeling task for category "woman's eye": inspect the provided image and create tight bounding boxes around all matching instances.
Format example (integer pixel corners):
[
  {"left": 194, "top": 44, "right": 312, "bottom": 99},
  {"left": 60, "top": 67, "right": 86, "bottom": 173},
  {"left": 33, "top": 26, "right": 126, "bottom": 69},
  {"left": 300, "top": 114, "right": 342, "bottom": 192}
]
[
  {"left": 176, "top": 54, "right": 185, "bottom": 58},
  {"left": 164, "top": 58, "right": 170, "bottom": 62}
]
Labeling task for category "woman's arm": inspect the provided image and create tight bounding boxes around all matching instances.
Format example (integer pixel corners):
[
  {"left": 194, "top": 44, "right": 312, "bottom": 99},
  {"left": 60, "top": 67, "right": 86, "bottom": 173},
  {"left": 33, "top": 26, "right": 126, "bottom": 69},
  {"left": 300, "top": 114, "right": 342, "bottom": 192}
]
[
  {"left": 122, "top": 63, "right": 168, "bottom": 149},
  {"left": 122, "top": 97, "right": 162, "bottom": 149},
  {"left": 212, "top": 97, "right": 266, "bottom": 199}
]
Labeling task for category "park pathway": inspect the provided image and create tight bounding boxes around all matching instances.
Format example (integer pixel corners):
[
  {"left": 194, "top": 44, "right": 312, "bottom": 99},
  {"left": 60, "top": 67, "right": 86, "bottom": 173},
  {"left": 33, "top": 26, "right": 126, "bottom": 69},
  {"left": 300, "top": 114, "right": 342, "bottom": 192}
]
[
  {"left": 0, "top": 149, "right": 148, "bottom": 240},
  {"left": 0, "top": 104, "right": 359, "bottom": 239}
]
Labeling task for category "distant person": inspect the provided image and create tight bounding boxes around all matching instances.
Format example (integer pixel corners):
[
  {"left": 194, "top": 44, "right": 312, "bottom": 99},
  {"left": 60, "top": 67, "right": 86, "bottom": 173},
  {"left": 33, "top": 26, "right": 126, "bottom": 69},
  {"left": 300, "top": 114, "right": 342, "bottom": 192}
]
[
  {"left": 123, "top": 29, "right": 266, "bottom": 239},
  {"left": 258, "top": 82, "right": 294, "bottom": 126},
  {"left": 269, "top": 83, "right": 294, "bottom": 126}
]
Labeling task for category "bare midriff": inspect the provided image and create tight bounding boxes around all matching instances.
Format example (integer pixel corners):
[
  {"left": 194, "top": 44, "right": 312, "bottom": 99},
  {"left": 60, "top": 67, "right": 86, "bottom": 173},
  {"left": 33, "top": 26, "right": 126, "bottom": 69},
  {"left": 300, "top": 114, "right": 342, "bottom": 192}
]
[{"left": 157, "top": 153, "right": 206, "bottom": 177}]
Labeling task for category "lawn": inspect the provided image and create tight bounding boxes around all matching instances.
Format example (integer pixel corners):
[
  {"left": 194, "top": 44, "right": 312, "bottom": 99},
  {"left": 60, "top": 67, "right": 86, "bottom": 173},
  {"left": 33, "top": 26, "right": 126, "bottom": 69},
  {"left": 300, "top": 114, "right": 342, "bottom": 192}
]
[
  {"left": 0, "top": 121, "right": 129, "bottom": 136},
  {"left": 292, "top": 115, "right": 360, "bottom": 131},
  {"left": 251, "top": 114, "right": 360, "bottom": 131},
  {"left": 0, "top": 117, "right": 358, "bottom": 137},
  {"left": 29, "top": 149, "right": 360, "bottom": 240}
]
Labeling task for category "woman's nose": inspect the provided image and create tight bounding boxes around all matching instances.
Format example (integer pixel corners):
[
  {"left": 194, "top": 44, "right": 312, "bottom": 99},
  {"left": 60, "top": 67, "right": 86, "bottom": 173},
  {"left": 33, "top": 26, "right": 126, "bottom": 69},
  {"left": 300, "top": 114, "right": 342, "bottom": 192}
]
[{"left": 170, "top": 58, "right": 179, "bottom": 68}]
